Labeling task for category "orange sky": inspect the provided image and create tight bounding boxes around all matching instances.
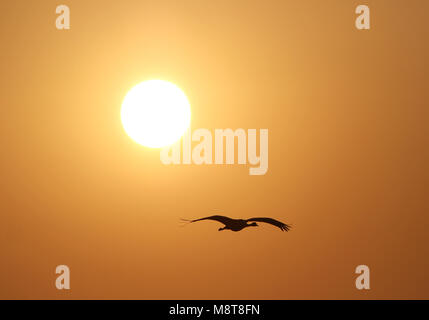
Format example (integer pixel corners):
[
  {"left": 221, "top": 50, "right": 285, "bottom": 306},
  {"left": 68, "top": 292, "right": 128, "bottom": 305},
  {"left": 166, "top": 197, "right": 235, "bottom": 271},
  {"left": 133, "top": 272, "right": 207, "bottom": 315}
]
[{"left": 1, "top": 0, "right": 428, "bottom": 299}]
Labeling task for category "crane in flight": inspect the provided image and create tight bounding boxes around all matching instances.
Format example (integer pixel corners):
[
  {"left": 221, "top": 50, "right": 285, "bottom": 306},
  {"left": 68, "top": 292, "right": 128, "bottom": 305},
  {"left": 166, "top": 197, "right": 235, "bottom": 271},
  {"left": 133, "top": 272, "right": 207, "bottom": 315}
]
[{"left": 181, "top": 215, "right": 291, "bottom": 232}]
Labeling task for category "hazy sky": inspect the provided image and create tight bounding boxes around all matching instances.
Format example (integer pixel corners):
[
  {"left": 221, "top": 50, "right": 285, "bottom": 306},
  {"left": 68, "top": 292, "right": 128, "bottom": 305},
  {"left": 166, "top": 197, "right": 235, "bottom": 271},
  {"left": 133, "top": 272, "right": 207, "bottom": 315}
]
[{"left": 1, "top": 0, "right": 428, "bottom": 299}]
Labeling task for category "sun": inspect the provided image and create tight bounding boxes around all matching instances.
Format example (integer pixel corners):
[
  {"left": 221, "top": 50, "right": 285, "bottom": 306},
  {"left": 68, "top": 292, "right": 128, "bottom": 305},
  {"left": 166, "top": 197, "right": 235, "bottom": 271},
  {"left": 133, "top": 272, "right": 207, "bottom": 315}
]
[{"left": 121, "top": 80, "right": 191, "bottom": 148}]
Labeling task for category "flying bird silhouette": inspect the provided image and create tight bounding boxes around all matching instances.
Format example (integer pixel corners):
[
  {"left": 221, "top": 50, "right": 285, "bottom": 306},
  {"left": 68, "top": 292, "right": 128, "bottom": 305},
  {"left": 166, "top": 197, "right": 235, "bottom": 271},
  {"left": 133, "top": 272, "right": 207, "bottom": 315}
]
[{"left": 181, "top": 215, "right": 291, "bottom": 232}]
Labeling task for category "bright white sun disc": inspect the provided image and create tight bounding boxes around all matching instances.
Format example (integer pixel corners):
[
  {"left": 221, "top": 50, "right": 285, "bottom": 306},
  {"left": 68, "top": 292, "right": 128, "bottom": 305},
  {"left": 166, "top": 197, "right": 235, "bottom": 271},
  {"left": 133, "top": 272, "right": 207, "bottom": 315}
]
[{"left": 121, "top": 80, "right": 191, "bottom": 148}]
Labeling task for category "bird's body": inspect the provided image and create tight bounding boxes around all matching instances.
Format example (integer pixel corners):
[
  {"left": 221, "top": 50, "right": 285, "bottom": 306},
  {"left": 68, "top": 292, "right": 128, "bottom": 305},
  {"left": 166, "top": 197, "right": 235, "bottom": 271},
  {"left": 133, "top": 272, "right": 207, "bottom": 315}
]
[{"left": 182, "top": 215, "right": 291, "bottom": 232}]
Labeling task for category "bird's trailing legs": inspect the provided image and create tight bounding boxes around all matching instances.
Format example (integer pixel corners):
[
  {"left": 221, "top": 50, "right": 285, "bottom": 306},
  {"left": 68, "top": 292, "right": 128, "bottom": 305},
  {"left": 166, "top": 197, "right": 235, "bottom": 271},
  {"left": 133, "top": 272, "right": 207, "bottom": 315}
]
[{"left": 179, "top": 218, "right": 192, "bottom": 227}]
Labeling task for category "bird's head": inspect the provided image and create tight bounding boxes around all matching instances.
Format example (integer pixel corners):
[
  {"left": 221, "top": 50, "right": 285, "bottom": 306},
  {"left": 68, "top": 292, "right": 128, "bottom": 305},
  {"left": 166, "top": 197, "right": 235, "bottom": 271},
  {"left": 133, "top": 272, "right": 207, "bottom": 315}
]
[{"left": 249, "top": 222, "right": 258, "bottom": 227}]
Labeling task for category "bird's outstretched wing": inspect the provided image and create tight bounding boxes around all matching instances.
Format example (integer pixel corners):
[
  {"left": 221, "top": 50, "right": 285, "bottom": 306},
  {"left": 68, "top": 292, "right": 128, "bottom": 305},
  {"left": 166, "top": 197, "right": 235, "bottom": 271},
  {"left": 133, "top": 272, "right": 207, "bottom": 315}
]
[
  {"left": 181, "top": 215, "right": 235, "bottom": 226},
  {"left": 246, "top": 217, "right": 291, "bottom": 231}
]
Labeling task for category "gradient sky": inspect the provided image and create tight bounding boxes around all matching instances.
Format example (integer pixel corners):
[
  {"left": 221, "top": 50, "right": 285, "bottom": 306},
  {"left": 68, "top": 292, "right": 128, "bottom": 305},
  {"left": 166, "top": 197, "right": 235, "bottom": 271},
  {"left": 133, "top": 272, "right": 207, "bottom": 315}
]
[{"left": 1, "top": 0, "right": 428, "bottom": 299}]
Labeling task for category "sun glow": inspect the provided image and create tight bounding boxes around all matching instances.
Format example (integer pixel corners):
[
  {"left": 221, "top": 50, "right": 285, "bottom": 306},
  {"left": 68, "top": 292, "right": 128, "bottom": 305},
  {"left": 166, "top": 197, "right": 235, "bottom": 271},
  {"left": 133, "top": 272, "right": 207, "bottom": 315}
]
[{"left": 121, "top": 80, "right": 191, "bottom": 148}]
